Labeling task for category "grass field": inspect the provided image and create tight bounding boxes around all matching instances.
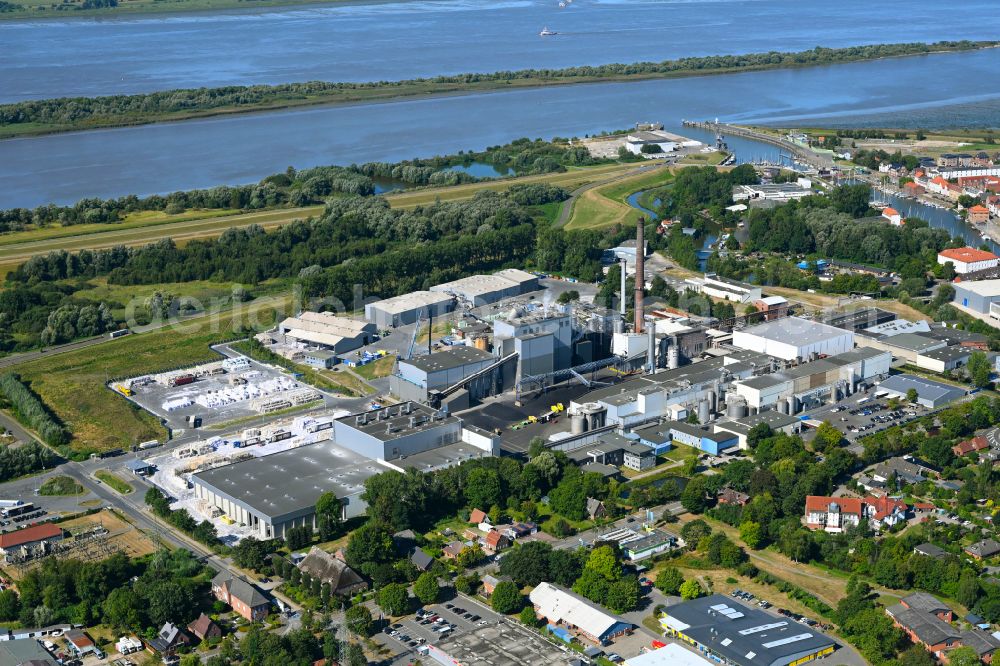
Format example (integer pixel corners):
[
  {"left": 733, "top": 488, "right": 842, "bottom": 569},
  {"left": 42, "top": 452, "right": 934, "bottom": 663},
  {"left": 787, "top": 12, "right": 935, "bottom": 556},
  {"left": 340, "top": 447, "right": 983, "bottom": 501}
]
[
  {"left": 7, "top": 295, "right": 289, "bottom": 454},
  {"left": 95, "top": 470, "right": 133, "bottom": 494},
  {"left": 384, "top": 163, "right": 638, "bottom": 209},
  {"left": 353, "top": 355, "right": 397, "bottom": 380},
  {"left": 39, "top": 475, "right": 85, "bottom": 496},
  {"left": 564, "top": 168, "right": 673, "bottom": 230},
  {"left": 0, "top": 206, "right": 324, "bottom": 279}
]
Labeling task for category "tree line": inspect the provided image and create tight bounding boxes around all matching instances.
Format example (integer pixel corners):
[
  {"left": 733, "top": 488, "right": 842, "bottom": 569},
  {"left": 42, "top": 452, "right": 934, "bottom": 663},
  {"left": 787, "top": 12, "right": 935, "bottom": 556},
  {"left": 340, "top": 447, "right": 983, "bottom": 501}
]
[
  {"left": 0, "top": 373, "right": 70, "bottom": 446},
  {"left": 0, "top": 441, "right": 60, "bottom": 482},
  {"left": 1, "top": 42, "right": 991, "bottom": 136}
]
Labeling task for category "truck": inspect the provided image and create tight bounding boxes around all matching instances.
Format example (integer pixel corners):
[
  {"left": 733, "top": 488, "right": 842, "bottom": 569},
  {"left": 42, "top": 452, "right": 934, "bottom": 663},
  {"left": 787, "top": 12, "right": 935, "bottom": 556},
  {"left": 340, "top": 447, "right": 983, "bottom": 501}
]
[
  {"left": 1, "top": 502, "right": 35, "bottom": 519},
  {"left": 138, "top": 439, "right": 161, "bottom": 450},
  {"left": 108, "top": 329, "right": 131, "bottom": 339},
  {"left": 0, "top": 499, "right": 23, "bottom": 509},
  {"left": 266, "top": 429, "right": 292, "bottom": 444},
  {"left": 168, "top": 374, "right": 195, "bottom": 387},
  {"left": 306, "top": 418, "right": 333, "bottom": 433}
]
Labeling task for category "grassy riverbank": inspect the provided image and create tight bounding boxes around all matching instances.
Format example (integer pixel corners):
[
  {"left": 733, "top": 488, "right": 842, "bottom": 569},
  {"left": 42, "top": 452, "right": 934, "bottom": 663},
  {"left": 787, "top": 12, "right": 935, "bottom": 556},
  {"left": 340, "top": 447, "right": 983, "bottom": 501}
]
[{"left": 2, "top": 41, "right": 994, "bottom": 140}]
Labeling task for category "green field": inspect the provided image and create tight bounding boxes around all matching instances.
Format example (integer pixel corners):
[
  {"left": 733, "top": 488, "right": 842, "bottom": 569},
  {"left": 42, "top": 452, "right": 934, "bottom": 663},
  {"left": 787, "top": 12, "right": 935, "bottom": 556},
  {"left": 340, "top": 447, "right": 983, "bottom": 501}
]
[
  {"left": 353, "top": 355, "right": 397, "bottom": 381},
  {"left": 7, "top": 295, "right": 289, "bottom": 455},
  {"left": 0, "top": 206, "right": 324, "bottom": 279},
  {"left": 1, "top": 0, "right": 362, "bottom": 21},
  {"left": 564, "top": 168, "right": 673, "bottom": 230},
  {"left": 39, "top": 475, "right": 85, "bottom": 496},
  {"left": 95, "top": 470, "right": 133, "bottom": 494}
]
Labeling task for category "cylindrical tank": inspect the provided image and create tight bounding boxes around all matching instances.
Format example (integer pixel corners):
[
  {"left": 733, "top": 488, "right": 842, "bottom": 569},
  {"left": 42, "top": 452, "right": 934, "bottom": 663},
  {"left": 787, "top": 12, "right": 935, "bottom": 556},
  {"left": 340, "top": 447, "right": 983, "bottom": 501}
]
[
  {"left": 708, "top": 389, "right": 718, "bottom": 413},
  {"left": 698, "top": 400, "right": 710, "bottom": 424},
  {"left": 786, "top": 396, "right": 797, "bottom": 415},
  {"left": 726, "top": 397, "right": 748, "bottom": 419},
  {"left": 581, "top": 402, "right": 606, "bottom": 430},
  {"left": 667, "top": 343, "right": 680, "bottom": 370},
  {"left": 570, "top": 413, "right": 586, "bottom": 435}
]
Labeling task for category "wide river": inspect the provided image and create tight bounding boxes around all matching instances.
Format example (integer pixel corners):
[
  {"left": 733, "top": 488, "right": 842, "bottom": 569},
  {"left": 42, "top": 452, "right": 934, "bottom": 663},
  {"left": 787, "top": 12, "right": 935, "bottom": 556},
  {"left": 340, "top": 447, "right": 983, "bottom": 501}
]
[
  {"left": 4, "top": 47, "right": 1000, "bottom": 209},
  {"left": 3, "top": 0, "right": 1000, "bottom": 103}
]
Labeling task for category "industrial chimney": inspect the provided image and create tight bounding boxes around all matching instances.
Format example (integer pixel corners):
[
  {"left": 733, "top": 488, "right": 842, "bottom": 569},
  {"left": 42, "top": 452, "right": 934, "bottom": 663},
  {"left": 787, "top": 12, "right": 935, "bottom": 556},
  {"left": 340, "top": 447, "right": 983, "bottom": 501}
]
[{"left": 634, "top": 217, "right": 645, "bottom": 333}]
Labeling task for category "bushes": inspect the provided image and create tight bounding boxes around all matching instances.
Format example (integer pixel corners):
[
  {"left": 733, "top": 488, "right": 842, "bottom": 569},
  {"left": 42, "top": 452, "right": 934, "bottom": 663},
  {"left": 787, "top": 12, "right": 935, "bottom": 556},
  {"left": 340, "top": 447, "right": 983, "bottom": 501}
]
[{"left": 0, "top": 373, "right": 70, "bottom": 446}]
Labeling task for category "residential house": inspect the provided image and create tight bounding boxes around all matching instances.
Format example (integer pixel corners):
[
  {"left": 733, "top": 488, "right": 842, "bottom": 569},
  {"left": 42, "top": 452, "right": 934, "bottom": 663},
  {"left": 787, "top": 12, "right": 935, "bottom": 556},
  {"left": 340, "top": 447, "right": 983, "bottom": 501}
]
[
  {"left": 804, "top": 495, "right": 908, "bottom": 532},
  {"left": 586, "top": 498, "right": 607, "bottom": 520},
  {"left": 211, "top": 572, "right": 271, "bottom": 622},
  {"left": 297, "top": 547, "right": 368, "bottom": 596},
  {"left": 966, "top": 539, "right": 1000, "bottom": 560},
  {"left": 481, "top": 574, "right": 511, "bottom": 597},
  {"left": 409, "top": 547, "right": 435, "bottom": 572},
  {"left": 500, "top": 522, "right": 538, "bottom": 541},
  {"left": 887, "top": 593, "right": 1000, "bottom": 663},
  {"left": 914, "top": 543, "right": 949, "bottom": 559},
  {"left": 482, "top": 530, "right": 511, "bottom": 556},
  {"left": 969, "top": 205, "right": 991, "bottom": 224},
  {"left": 954, "top": 436, "right": 990, "bottom": 457},
  {"left": 187, "top": 614, "right": 222, "bottom": 642},
  {"left": 442, "top": 541, "right": 465, "bottom": 560},
  {"left": 147, "top": 622, "right": 190, "bottom": 656},
  {"left": 882, "top": 207, "right": 904, "bottom": 226},
  {"left": 469, "top": 508, "right": 489, "bottom": 525},
  {"left": 717, "top": 488, "right": 750, "bottom": 506}
]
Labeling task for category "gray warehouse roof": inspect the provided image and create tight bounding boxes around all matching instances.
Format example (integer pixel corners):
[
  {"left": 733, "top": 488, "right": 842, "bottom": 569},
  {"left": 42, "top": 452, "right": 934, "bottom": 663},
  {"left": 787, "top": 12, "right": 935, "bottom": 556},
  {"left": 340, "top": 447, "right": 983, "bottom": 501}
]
[
  {"left": 368, "top": 290, "right": 454, "bottom": 315},
  {"left": 403, "top": 346, "right": 495, "bottom": 374},
  {"left": 338, "top": 402, "right": 461, "bottom": 443},
  {"left": 879, "top": 374, "right": 966, "bottom": 405},
  {"left": 661, "top": 594, "right": 837, "bottom": 666},
  {"left": 192, "top": 441, "right": 379, "bottom": 520},
  {"left": 739, "top": 316, "right": 850, "bottom": 345},
  {"left": 716, "top": 410, "right": 801, "bottom": 436}
]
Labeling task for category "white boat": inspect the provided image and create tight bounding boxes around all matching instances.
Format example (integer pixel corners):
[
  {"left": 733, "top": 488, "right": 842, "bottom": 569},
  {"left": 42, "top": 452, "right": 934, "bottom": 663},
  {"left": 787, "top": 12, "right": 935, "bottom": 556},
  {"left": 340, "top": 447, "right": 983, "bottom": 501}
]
[
  {"left": 540, "top": 26, "right": 557, "bottom": 36},
  {"left": 559, "top": 2, "right": 565, "bottom": 6}
]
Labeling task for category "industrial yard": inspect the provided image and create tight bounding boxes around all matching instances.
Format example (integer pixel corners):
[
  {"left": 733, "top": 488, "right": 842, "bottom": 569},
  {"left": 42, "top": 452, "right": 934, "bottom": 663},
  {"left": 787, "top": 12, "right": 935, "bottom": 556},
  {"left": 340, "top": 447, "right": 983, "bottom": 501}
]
[{"left": 116, "top": 354, "right": 325, "bottom": 430}]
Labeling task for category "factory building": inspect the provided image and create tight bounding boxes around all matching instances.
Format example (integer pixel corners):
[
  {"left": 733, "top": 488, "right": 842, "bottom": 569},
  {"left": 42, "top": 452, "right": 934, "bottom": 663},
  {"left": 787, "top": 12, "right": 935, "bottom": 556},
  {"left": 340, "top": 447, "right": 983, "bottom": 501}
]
[
  {"left": 191, "top": 440, "right": 374, "bottom": 539},
  {"left": 877, "top": 374, "right": 967, "bottom": 409},
  {"left": 493, "top": 310, "right": 573, "bottom": 375},
  {"left": 732, "top": 348, "right": 891, "bottom": 414},
  {"left": 659, "top": 594, "right": 837, "bottom": 666},
  {"left": 659, "top": 421, "right": 740, "bottom": 455},
  {"left": 276, "top": 312, "right": 376, "bottom": 353},
  {"left": 390, "top": 346, "right": 507, "bottom": 407},
  {"left": 684, "top": 273, "right": 762, "bottom": 304},
  {"left": 732, "top": 182, "right": 813, "bottom": 202},
  {"left": 333, "top": 402, "right": 464, "bottom": 461},
  {"left": 430, "top": 269, "right": 539, "bottom": 307},
  {"left": 364, "top": 290, "right": 455, "bottom": 329},
  {"left": 952, "top": 279, "right": 1000, "bottom": 319},
  {"left": 713, "top": 411, "right": 802, "bottom": 449},
  {"left": 569, "top": 352, "right": 772, "bottom": 429},
  {"left": 733, "top": 317, "right": 854, "bottom": 361},
  {"left": 563, "top": 433, "right": 657, "bottom": 472},
  {"left": 824, "top": 307, "right": 897, "bottom": 334}
]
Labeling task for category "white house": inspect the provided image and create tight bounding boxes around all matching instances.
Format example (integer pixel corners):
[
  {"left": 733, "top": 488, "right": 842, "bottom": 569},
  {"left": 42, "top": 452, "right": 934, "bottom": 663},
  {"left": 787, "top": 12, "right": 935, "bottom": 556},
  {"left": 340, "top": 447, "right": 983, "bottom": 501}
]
[
  {"left": 937, "top": 247, "right": 1000, "bottom": 274},
  {"left": 882, "top": 207, "right": 904, "bottom": 226}
]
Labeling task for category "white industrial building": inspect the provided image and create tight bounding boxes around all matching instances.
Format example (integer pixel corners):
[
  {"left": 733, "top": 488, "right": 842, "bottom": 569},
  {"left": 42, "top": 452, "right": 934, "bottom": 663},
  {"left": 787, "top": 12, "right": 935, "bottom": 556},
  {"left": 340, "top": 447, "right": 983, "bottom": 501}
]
[
  {"left": 732, "top": 348, "right": 891, "bottom": 414},
  {"left": 732, "top": 182, "right": 812, "bottom": 202},
  {"left": 625, "top": 645, "right": 713, "bottom": 666},
  {"left": 713, "top": 411, "right": 803, "bottom": 449},
  {"left": 276, "top": 312, "right": 376, "bottom": 353},
  {"left": 623, "top": 130, "right": 702, "bottom": 155},
  {"left": 493, "top": 310, "right": 573, "bottom": 376},
  {"left": 732, "top": 317, "right": 854, "bottom": 361},
  {"left": 937, "top": 247, "right": 1000, "bottom": 274},
  {"left": 364, "top": 290, "right": 455, "bottom": 328},
  {"left": 430, "top": 269, "right": 539, "bottom": 307},
  {"left": 569, "top": 352, "right": 773, "bottom": 430},
  {"left": 390, "top": 346, "right": 506, "bottom": 407},
  {"left": 684, "top": 273, "right": 762, "bottom": 304}
]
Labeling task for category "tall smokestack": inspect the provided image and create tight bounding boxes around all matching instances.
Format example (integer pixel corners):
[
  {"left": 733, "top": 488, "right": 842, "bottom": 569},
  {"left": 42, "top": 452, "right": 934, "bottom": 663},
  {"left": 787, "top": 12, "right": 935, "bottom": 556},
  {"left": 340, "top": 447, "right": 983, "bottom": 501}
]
[
  {"left": 619, "top": 258, "right": 627, "bottom": 332},
  {"left": 634, "top": 217, "right": 645, "bottom": 333}
]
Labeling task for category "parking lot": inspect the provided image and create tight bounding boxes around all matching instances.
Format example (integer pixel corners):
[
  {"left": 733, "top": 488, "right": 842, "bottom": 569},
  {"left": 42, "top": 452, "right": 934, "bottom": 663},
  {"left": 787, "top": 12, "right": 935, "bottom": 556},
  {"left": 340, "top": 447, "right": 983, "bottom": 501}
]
[{"left": 376, "top": 598, "right": 496, "bottom": 658}]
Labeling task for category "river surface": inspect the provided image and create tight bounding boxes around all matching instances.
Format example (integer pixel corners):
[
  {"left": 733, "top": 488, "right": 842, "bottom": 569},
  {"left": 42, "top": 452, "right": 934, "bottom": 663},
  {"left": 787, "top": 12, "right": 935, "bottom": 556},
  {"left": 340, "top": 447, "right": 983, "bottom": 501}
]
[
  {"left": 4, "top": 48, "right": 1000, "bottom": 209},
  {"left": 3, "top": 0, "right": 1000, "bottom": 103}
]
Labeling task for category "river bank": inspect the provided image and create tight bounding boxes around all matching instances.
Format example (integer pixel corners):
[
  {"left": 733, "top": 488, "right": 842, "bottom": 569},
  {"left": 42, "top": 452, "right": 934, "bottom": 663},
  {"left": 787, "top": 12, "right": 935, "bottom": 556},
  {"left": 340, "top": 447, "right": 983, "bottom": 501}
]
[{"left": 4, "top": 41, "right": 991, "bottom": 141}]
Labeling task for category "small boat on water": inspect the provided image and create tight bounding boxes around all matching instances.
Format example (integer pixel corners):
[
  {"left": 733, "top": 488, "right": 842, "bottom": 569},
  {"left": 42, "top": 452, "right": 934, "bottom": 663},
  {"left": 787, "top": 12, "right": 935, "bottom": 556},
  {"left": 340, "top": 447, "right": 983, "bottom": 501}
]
[
  {"left": 540, "top": 26, "right": 558, "bottom": 36},
  {"left": 558, "top": 2, "right": 565, "bottom": 6}
]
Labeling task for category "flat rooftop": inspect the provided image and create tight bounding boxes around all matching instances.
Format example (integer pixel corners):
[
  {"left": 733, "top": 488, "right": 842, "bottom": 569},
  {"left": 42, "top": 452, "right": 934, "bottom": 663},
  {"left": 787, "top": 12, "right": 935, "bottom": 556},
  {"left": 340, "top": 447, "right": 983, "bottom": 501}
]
[
  {"left": 338, "top": 401, "right": 461, "bottom": 443},
  {"left": 192, "top": 440, "right": 381, "bottom": 520},
  {"left": 662, "top": 595, "right": 836, "bottom": 666},
  {"left": 392, "top": 441, "right": 491, "bottom": 472},
  {"left": 716, "top": 410, "right": 800, "bottom": 435},
  {"left": 369, "top": 290, "right": 453, "bottom": 315},
  {"left": 879, "top": 374, "right": 966, "bottom": 403},
  {"left": 738, "top": 316, "right": 850, "bottom": 345},
  {"left": 402, "top": 346, "right": 495, "bottom": 374}
]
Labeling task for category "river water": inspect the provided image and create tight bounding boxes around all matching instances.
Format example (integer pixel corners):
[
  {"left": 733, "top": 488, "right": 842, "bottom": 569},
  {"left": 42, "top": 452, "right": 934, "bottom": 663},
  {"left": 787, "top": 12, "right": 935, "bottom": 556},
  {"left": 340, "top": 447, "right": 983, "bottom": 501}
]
[
  {"left": 3, "top": 0, "right": 1000, "bottom": 103},
  {"left": 4, "top": 47, "right": 1000, "bottom": 209}
]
